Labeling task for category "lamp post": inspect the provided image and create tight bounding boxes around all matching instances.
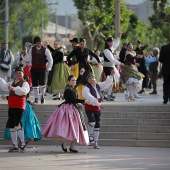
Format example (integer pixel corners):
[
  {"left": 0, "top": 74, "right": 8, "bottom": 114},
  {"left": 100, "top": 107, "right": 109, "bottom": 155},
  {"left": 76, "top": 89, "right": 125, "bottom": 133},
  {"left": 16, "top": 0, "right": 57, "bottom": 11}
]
[{"left": 115, "top": 0, "right": 120, "bottom": 50}]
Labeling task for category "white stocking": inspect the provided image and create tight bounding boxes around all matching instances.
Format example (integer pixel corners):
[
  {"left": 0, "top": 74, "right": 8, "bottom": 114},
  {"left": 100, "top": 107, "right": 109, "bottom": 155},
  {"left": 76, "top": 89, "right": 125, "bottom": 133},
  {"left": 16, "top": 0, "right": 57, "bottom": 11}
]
[
  {"left": 33, "top": 88, "right": 39, "bottom": 98},
  {"left": 18, "top": 129, "right": 25, "bottom": 146},
  {"left": 127, "top": 84, "right": 133, "bottom": 97},
  {"left": 93, "top": 128, "right": 100, "bottom": 142},
  {"left": 70, "top": 141, "right": 75, "bottom": 150},
  {"left": 107, "top": 83, "right": 113, "bottom": 96},
  {"left": 39, "top": 87, "right": 46, "bottom": 97},
  {"left": 10, "top": 131, "right": 18, "bottom": 148}
]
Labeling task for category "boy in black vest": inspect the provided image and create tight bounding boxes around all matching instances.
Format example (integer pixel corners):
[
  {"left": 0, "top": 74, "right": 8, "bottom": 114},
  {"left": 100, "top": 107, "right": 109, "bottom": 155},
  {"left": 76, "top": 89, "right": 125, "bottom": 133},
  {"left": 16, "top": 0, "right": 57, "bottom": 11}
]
[{"left": 82, "top": 69, "right": 115, "bottom": 149}]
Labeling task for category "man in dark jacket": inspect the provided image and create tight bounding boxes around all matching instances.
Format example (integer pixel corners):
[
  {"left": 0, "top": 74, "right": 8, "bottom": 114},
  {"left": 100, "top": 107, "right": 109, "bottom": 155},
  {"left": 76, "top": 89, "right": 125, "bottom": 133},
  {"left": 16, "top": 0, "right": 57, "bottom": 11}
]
[
  {"left": 159, "top": 39, "right": 170, "bottom": 104},
  {"left": 146, "top": 47, "right": 160, "bottom": 94}
]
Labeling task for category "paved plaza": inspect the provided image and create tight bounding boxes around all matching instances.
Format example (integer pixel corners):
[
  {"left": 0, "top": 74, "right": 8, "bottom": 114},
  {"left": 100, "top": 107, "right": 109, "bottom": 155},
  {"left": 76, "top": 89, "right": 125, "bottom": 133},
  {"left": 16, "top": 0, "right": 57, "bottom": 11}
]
[
  {"left": 0, "top": 79, "right": 167, "bottom": 106},
  {"left": 0, "top": 145, "right": 170, "bottom": 170}
]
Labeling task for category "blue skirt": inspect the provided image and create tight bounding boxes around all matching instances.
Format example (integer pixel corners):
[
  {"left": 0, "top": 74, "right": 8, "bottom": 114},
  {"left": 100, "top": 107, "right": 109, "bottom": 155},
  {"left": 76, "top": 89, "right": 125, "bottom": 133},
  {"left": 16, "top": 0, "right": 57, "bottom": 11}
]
[{"left": 4, "top": 101, "right": 42, "bottom": 141}]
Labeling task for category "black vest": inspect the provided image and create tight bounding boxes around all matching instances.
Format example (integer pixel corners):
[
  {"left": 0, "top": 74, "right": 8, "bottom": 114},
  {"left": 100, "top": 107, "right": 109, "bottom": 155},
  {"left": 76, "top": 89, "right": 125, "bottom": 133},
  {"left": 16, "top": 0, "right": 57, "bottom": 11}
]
[{"left": 103, "top": 48, "right": 113, "bottom": 62}]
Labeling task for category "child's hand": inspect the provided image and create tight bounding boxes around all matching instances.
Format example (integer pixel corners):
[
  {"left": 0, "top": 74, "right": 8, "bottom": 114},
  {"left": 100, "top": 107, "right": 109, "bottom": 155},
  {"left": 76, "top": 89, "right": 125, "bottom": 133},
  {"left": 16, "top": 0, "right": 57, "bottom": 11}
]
[{"left": 80, "top": 68, "right": 85, "bottom": 75}]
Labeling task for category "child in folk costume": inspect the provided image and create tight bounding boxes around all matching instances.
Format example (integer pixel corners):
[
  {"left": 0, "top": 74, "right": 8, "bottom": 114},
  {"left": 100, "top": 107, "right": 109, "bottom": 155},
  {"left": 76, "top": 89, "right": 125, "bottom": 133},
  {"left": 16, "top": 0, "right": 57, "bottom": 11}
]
[
  {"left": 41, "top": 69, "right": 90, "bottom": 153},
  {"left": 0, "top": 66, "right": 30, "bottom": 152},
  {"left": 2, "top": 74, "right": 42, "bottom": 144},
  {"left": 82, "top": 69, "right": 115, "bottom": 149}
]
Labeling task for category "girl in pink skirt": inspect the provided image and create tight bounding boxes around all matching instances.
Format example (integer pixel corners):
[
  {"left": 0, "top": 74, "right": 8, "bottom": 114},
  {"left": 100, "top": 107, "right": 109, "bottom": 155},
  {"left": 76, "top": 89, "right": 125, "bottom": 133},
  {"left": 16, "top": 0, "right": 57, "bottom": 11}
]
[{"left": 41, "top": 69, "right": 90, "bottom": 153}]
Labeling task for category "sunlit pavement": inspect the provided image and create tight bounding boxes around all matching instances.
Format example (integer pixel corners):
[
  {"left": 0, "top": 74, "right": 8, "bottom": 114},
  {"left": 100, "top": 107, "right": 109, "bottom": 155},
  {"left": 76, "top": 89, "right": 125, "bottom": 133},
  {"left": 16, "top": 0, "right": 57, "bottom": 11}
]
[
  {"left": 0, "top": 145, "right": 170, "bottom": 170},
  {"left": 0, "top": 79, "right": 167, "bottom": 106}
]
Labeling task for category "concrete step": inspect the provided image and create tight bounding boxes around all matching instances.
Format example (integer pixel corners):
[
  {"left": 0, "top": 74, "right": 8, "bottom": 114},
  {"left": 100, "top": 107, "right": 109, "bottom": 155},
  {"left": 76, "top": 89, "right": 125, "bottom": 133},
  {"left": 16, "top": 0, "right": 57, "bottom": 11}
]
[
  {"left": 1, "top": 131, "right": 170, "bottom": 141},
  {"left": 0, "top": 123, "right": 170, "bottom": 132},
  {"left": 1, "top": 110, "right": 170, "bottom": 119},
  {"left": 0, "top": 117, "right": 170, "bottom": 127},
  {"left": 0, "top": 104, "right": 170, "bottom": 112},
  {"left": 99, "top": 132, "right": 170, "bottom": 140},
  {"left": 98, "top": 139, "right": 170, "bottom": 148},
  {"left": 1, "top": 103, "right": 170, "bottom": 148},
  {"left": 100, "top": 125, "right": 170, "bottom": 133}
]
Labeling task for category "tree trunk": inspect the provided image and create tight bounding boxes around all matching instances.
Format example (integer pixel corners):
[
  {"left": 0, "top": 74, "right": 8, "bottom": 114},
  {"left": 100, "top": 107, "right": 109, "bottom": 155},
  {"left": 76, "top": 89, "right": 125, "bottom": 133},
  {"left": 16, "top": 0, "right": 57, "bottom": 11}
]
[{"left": 84, "top": 27, "right": 95, "bottom": 50}]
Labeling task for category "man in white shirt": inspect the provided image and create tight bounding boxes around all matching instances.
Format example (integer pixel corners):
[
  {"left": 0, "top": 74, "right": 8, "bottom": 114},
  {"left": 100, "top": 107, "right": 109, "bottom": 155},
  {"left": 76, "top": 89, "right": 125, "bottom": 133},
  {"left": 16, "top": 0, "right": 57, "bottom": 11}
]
[
  {"left": 28, "top": 36, "right": 53, "bottom": 104},
  {"left": 82, "top": 69, "right": 114, "bottom": 149},
  {"left": 0, "top": 43, "right": 14, "bottom": 82},
  {"left": 103, "top": 33, "right": 124, "bottom": 100}
]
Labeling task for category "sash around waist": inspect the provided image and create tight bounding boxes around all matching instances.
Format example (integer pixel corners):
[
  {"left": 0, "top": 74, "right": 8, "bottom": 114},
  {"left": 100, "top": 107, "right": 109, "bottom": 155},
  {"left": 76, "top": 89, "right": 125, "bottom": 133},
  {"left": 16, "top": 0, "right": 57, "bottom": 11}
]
[{"left": 103, "top": 61, "right": 114, "bottom": 67}]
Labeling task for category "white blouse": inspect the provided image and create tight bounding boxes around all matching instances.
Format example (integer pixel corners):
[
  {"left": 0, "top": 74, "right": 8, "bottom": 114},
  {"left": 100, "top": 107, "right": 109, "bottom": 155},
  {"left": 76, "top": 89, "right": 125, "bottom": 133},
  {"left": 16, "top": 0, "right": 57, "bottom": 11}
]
[
  {"left": 0, "top": 78, "right": 30, "bottom": 96},
  {"left": 82, "top": 75, "right": 114, "bottom": 106}
]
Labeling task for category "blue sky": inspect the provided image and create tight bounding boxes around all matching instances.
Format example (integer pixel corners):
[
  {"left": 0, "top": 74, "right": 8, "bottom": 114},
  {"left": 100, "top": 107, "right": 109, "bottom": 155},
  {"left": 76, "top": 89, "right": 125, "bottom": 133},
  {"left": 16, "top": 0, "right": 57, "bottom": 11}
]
[{"left": 47, "top": 0, "right": 153, "bottom": 15}]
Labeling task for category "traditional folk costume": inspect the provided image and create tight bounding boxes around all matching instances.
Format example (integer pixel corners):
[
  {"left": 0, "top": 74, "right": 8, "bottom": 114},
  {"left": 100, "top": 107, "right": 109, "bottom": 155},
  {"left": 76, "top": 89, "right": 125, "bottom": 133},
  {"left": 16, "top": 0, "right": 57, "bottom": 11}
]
[
  {"left": 103, "top": 37, "right": 122, "bottom": 100},
  {"left": 47, "top": 46, "right": 70, "bottom": 97},
  {"left": 41, "top": 75, "right": 89, "bottom": 150},
  {"left": 4, "top": 101, "right": 42, "bottom": 142},
  {"left": 22, "top": 54, "right": 32, "bottom": 87},
  {"left": 0, "top": 46, "right": 14, "bottom": 80},
  {"left": 89, "top": 57, "right": 103, "bottom": 82},
  {"left": 15, "top": 50, "right": 32, "bottom": 87},
  {"left": 67, "top": 44, "right": 100, "bottom": 99},
  {"left": 82, "top": 73, "right": 114, "bottom": 149},
  {"left": 47, "top": 45, "right": 63, "bottom": 87},
  {"left": 28, "top": 36, "right": 53, "bottom": 104},
  {"left": 0, "top": 66, "right": 30, "bottom": 152},
  {"left": 120, "top": 50, "right": 144, "bottom": 101}
]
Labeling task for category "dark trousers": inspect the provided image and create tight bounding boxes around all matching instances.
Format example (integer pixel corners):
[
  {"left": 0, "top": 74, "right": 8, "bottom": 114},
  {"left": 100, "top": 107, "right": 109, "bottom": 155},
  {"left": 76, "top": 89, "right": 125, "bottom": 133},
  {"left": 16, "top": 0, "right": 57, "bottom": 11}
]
[
  {"left": 86, "top": 111, "right": 101, "bottom": 128},
  {"left": 103, "top": 67, "right": 113, "bottom": 77},
  {"left": 6, "top": 108, "right": 24, "bottom": 128},
  {"left": 47, "top": 64, "right": 55, "bottom": 86},
  {"left": 163, "top": 74, "right": 170, "bottom": 102},
  {"left": 150, "top": 71, "right": 158, "bottom": 91},
  {"left": 31, "top": 68, "right": 47, "bottom": 87}
]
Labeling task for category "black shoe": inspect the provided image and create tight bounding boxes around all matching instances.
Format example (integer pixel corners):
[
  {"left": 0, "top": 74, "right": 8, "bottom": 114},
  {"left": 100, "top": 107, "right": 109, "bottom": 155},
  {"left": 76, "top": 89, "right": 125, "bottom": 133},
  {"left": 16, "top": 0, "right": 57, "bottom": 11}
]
[
  {"left": 41, "top": 96, "right": 45, "bottom": 104},
  {"left": 33, "top": 98, "right": 38, "bottom": 104},
  {"left": 163, "top": 101, "right": 168, "bottom": 104},
  {"left": 150, "top": 91, "right": 157, "bottom": 94},
  {"left": 8, "top": 146, "right": 20, "bottom": 152},
  {"left": 94, "top": 144, "right": 100, "bottom": 149},
  {"left": 61, "top": 143, "right": 67, "bottom": 152},
  {"left": 69, "top": 148, "right": 78, "bottom": 153},
  {"left": 20, "top": 145, "right": 26, "bottom": 152},
  {"left": 111, "top": 95, "right": 115, "bottom": 99},
  {"left": 53, "top": 97, "right": 60, "bottom": 100}
]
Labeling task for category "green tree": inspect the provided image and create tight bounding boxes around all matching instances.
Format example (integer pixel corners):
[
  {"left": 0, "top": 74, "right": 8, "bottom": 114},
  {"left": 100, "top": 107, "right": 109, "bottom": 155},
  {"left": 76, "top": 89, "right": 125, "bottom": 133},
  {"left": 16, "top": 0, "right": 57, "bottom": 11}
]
[
  {"left": 73, "top": 0, "right": 131, "bottom": 50},
  {"left": 149, "top": 0, "right": 170, "bottom": 39},
  {"left": 0, "top": 0, "right": 49, "bottom": 52},
  {"left": 73, "top": 0, "right": 166, "bottom": 51}
]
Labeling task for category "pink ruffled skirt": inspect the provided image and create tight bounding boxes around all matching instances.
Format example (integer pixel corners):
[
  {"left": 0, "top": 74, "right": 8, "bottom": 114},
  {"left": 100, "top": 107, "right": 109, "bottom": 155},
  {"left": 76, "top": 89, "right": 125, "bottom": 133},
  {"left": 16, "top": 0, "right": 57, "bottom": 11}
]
[{"left": 41, "top": 104, "right": 89, "bottom": 145}]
